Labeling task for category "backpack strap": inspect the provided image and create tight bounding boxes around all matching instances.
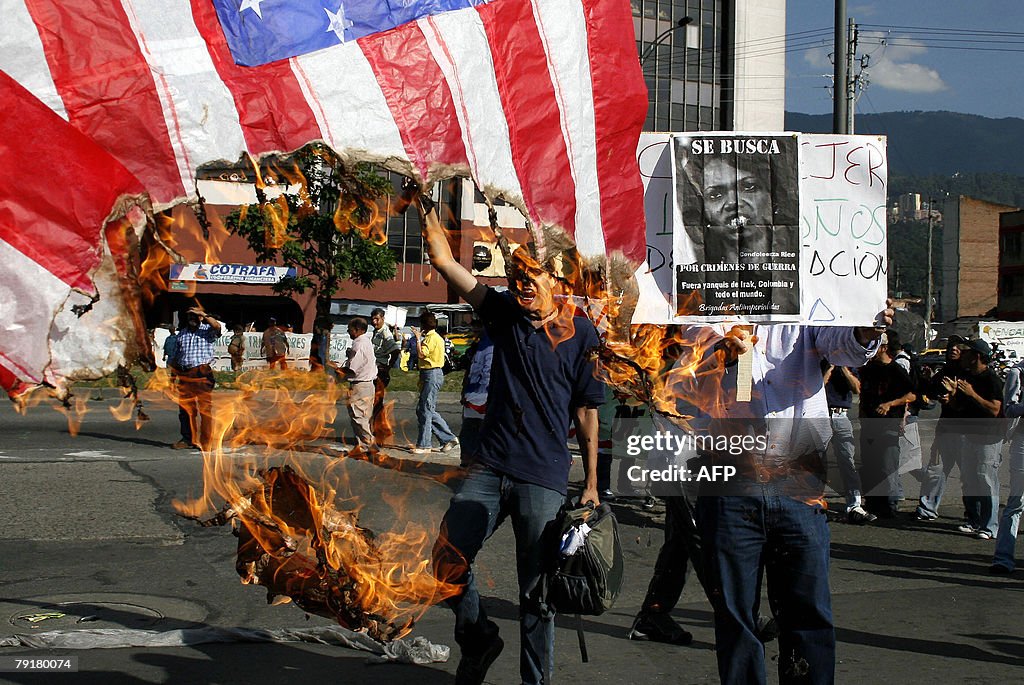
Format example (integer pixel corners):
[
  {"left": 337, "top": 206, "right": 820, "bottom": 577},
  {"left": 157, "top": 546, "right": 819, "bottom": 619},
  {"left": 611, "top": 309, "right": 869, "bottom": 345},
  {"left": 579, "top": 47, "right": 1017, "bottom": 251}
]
[{"left": 575, "top": 612, "right": 589, "bottom": 662}]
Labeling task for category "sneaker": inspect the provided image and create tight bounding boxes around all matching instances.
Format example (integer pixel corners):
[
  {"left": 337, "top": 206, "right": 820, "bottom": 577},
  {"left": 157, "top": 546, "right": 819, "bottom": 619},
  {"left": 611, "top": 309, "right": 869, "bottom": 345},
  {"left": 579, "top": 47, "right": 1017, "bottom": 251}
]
[
  {"left": 915, "top": 510, "right": 938, "bottom": 521},
  {"left": 599, "top": 489, "right": 617, "bottom": 502},
  {"left": 847, "top": 506, "right": 877, "bottom": 525},
  {"left": 642, "top": 496, "right": 657, "bottom": 511},
  {"left": 756, "top": 614, "right": 779, "bottom": 644},
  {"left": 441, "top": 438, "right": 460, "bottom": 453},
  {"left": 455, "top": 634, "right": 504, "bottom": 685},
  {"left": 411, "top": 447, "right": 432, "bottom": 455},
  {"left": 628, "top": 612, "right": 693, "bottom": 646},
  {"left": 989, "top": 563, "right": 1012, "bottom": 575},
  {"left": 975, "top": 530, "right": 994, "bottom": 540},
  {"left": 957, "top": 523, "right": 978, "bottom": 534}
]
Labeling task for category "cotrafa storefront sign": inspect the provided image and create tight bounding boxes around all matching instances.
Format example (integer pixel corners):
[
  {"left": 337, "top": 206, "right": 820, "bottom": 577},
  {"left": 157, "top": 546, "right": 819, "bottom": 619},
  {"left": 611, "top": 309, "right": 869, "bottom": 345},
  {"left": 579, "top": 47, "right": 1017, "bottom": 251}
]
[{"left": 170, "top": 263, "right": 296, "bottom": 284}]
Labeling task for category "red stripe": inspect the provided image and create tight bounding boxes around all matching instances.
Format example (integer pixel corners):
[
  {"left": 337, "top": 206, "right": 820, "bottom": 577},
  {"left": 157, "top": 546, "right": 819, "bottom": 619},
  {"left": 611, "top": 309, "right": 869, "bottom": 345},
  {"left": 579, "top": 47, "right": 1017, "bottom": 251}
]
[
  {"left": 189, "top": 0, "right": 321, "bottom": 155},
  {"left": 22, "top": 0, "right": 185, "bottom": 202},
  {"left": 0, "top": 72, "right": 143, "bottom": 293},
  {"left": 477, "top": 0, "right": 576, "bottom": 235},
  {"left": 422, "top": 17, "right": 479, "bottom": 174},
  {"left": 359, "top": 23, "right": 470, "bottom": 179},
  {"left": 0, "top": 358, "right": 31, "bottom": 399},
  {"left": 579, "top": 0, "right": 648, "bottom": 263}
]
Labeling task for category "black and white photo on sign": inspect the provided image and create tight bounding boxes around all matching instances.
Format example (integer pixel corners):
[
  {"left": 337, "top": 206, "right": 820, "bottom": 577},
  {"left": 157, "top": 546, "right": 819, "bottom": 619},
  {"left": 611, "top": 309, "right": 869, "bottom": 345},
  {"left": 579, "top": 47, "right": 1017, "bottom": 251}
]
[{"left": 672, "top": 134, "right": 800, "bottom": 320}]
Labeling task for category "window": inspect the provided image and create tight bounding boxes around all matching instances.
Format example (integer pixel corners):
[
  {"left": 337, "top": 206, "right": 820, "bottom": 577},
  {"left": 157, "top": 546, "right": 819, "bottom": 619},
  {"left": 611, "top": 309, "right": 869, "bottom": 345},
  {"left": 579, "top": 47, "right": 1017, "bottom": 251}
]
[
  {"left": 635, "top": 0, "right": 725, "bottom": 132},
  {"left": 1002, "top": 232, "right": 1022, "bottom": 259}
]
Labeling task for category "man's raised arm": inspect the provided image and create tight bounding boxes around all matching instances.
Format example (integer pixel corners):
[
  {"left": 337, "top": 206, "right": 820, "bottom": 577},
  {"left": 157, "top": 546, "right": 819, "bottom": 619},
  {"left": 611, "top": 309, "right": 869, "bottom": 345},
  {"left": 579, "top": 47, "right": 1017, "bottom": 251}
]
[{"left": 411, "top": 188, "right": 487, "bottom": 310}]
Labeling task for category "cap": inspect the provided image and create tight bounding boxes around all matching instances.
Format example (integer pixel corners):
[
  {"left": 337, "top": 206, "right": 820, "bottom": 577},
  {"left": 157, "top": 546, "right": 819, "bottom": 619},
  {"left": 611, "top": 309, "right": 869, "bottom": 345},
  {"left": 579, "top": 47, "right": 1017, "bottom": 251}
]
[
  {"left": 946, "top": 335, "right": 965, "bottom": 349},
  {"left": 963, "top": 338, "right": 992, "bottom": 358},
  {"left": 269, "top": 316, "right": 277, "bottom": 324}
]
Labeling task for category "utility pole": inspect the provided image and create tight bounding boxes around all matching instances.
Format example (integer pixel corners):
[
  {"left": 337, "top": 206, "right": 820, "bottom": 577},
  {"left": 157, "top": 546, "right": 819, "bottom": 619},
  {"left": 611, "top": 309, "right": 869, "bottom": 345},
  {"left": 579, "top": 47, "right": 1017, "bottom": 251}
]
[
  {"left": 833, "top": 0, "right": 847, "bottom": 134},
  {"left": 846, "top": 17, "right": 858, "bottom": 134}
]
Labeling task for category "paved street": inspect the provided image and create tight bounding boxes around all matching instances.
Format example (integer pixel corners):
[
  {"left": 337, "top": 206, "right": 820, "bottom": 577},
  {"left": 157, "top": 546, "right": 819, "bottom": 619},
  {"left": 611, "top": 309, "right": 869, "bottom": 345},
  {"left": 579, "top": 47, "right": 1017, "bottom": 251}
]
[{"left": 0, "top": 392, "right": 1022, "bottom": 684}]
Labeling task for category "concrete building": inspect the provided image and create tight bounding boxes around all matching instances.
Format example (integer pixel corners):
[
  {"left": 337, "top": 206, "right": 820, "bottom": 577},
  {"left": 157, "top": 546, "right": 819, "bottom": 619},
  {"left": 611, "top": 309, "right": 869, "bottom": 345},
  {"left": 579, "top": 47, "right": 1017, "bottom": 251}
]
[
  {"left": 147, "top": 173, "right": 528, "bottom": 334},
  {"left": 998, "top": 209, "right": 1024, "bottom": 318},
  {"left": 940, "top": 195, "right": 1019, "bottom": 321},
  {"left": 635, "top": 0, "right": 786, "bottom": 132}
]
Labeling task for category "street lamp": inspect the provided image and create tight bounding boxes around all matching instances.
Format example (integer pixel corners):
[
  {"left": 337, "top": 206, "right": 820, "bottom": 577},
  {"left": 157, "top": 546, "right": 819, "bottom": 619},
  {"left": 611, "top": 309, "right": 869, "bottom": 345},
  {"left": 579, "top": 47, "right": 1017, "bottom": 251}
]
[{"left": 639, "top": 16, "right": 693, "bottom": 67}]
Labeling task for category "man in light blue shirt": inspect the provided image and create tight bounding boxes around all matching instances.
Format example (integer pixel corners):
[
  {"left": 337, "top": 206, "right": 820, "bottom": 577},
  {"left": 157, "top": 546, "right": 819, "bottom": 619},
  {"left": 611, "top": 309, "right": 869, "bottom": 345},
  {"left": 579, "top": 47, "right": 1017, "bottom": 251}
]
[
  {"left": 172, "top": 307, "right": 221, "bottom": 450},
  {"left": 681, "top": 317, "right": 889, "bottom": 685}
]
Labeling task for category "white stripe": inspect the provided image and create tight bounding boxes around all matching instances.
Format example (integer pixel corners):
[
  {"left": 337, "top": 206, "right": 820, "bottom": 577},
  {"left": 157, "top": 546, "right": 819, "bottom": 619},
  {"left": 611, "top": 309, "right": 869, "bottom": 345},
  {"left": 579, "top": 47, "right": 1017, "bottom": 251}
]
[
  {"left": 418, "top": 11, "right": 524, "bottom": 207},
  {"left": 530, "top": 0, "right": 604, "bottom": 257},
  {"left": 292, "top": 43, "right": 408, "bottom": 165},
  {"left": 0, "top": 238, "right": 72, "bottom": 384},
  {"left": 120, "top": 0, "right": 248, "bottom": 199},
  {"left": 0, "top": 0, "right": 68, "bottom": 120}
]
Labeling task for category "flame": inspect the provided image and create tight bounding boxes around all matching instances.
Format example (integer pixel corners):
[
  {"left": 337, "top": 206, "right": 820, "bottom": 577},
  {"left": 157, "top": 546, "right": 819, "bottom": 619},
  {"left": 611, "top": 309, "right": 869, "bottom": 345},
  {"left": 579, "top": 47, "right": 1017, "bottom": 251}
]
[
  {"left": 54, "top": 395, "right": 91, "bottom": 437},
  {"left": 162, "top": 367, "right": 460, "bottom": 641},
  {"left": 138, "top": 213, "right": 189, "bottom": 307}
]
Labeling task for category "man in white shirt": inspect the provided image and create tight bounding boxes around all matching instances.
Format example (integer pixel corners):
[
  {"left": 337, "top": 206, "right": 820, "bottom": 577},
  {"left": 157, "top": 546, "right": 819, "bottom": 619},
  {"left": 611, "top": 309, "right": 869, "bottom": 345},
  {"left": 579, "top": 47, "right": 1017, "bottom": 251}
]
[
  {"left": 342, "top": 317, "right": 378, "bottom": 452},
  {"left": 370, "top": 307, "right": 401, "bottom": 443},
  {"left": 682, "top": 315, "right": 890, "bottom": 685}
]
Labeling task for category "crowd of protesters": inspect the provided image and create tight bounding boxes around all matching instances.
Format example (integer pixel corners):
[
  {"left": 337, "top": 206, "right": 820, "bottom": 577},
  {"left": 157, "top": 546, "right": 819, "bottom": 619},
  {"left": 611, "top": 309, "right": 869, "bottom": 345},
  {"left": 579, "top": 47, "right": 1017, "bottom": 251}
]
[{"left": 154, "top": 225, "right": 1024, "bottom": 685}]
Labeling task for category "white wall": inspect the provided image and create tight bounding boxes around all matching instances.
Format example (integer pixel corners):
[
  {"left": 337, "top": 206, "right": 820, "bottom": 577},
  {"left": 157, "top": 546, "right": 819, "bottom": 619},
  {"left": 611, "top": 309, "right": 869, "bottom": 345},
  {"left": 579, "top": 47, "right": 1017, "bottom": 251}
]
[{"left": 733, "top": 0, "right": 787, "bottom": 131}]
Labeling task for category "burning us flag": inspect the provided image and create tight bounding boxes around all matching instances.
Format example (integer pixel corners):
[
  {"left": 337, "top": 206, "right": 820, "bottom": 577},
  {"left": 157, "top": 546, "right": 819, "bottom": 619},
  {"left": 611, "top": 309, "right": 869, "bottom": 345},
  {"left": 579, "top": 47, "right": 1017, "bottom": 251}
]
[
  {"left": 0, "top": 0, "right": 647, "bottom": 263},
  {"left": 0, "top": 72, "right": 152, "bottom": 400}
]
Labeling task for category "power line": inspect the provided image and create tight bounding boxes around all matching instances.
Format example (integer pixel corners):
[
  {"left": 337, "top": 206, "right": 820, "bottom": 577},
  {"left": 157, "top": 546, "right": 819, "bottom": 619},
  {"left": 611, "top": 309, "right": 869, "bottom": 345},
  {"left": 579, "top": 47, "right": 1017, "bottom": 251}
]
[
  {"left": 859, "top": 23, "right": 1024, "bottom": 37},
  {"left": 878, "top": 41, "right": 1024, "bottom": 53}
]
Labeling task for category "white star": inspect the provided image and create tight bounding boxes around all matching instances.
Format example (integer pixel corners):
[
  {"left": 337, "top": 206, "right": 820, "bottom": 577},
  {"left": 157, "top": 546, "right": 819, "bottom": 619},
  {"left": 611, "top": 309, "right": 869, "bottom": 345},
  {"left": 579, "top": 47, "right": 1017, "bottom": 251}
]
[
  {"left": 239, "top": 0, "right": 264, "bottom": 20},
  {"left": 325, "top": 3, "right": 354, "bottom": 42}
]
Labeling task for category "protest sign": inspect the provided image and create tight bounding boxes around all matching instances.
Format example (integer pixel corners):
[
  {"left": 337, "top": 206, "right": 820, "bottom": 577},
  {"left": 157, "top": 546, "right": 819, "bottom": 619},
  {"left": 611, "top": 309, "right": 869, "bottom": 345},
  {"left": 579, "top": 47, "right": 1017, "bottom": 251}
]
[
  {"left": 671, "top": 134, "right": 800, "bottom": 321},
  {"left": 631, "top": 132, "right": 888, "bottom": 326},
  {"left": 798, "top": 134, "right": 888, "bottom": 325}
]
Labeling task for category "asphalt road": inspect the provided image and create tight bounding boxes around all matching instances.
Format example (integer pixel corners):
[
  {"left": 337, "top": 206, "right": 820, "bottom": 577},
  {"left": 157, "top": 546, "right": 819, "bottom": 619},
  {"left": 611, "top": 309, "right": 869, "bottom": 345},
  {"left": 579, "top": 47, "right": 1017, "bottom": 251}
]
[{"left": 0, "top": 392, "right": 1021, "bottom": 684}]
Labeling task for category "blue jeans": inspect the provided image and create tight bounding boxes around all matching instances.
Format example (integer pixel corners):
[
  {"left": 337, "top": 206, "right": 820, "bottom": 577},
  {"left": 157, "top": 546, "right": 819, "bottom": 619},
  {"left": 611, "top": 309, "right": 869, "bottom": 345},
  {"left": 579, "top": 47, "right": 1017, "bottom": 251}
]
[
  {"left": 698, "top": 486, "right": 834, "bottom": 685},
  {"left": 962, "top": 438, "right": 1003, "bottom": 535},
  {"left": 416, "top": 368, "right": 456, "bottom": 448},
  {"left": 995, "top": 431, "right": 1024, "bottom": 569},
  {"left": 827, "top": 413, "right": 861, "bottom": 509},
  {"left": 432, "top": 465, "right": 565, "bottom": 685},
  {"left": 917, "top": 423, "right": 965, "bottom": 518}
]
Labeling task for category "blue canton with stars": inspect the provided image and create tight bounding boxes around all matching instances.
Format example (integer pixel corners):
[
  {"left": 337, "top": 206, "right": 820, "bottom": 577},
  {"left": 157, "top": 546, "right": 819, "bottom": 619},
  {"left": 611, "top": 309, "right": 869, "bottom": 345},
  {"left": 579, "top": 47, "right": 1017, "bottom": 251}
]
[{"left": 213, "top": 0, "right": 490, "bottom": 66}]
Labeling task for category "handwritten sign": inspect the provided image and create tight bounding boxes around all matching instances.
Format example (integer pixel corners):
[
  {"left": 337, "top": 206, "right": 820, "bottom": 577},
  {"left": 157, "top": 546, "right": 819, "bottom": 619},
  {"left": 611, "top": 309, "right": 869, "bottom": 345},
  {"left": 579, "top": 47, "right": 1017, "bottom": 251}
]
[{"left": 799, "top": 135, "right": 888, "bottom": 325}]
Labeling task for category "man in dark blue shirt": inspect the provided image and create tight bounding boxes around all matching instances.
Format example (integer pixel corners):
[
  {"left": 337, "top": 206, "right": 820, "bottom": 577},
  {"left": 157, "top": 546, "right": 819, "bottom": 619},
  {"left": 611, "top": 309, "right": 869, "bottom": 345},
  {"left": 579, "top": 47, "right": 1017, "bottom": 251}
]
[{"left": 415, "top": 191, "right": 602, "bottom": 685}]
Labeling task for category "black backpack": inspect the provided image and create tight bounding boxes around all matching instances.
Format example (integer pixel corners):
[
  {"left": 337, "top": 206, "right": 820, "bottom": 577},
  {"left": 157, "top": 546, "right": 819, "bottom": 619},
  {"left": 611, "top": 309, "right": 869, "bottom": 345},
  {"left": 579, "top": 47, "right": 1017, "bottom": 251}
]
[{"left": 532, "top": 501, "right": 624, "bottom": 662}]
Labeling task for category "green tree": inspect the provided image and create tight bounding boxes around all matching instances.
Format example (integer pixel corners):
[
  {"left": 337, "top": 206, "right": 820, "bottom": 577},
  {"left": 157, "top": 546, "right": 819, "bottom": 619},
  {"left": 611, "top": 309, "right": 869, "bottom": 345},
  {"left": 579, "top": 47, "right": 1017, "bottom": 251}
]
[{"left": 224, "top": 144, "right": 397, "bottom": 324}]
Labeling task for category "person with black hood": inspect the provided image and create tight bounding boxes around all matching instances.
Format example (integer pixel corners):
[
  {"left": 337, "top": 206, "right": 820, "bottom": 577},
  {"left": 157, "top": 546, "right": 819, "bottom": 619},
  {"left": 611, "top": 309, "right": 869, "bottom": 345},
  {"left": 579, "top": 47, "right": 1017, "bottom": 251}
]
[
  {"left": 916, "top": 336, "right": 967, "bottom": 521},
  {"left": 858, "top": 331, "right": 916, "bottom": 518}
]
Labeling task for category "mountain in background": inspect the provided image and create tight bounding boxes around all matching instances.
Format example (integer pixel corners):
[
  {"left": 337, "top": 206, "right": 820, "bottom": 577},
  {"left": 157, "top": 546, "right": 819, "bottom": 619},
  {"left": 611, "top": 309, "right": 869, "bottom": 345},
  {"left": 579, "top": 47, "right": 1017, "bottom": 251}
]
[
  {"left": 786, "top": 110, "right": 1024, "bottom": 208},
  {"left": 785, "top": 111, "right": 1024, "bottom": 175}
]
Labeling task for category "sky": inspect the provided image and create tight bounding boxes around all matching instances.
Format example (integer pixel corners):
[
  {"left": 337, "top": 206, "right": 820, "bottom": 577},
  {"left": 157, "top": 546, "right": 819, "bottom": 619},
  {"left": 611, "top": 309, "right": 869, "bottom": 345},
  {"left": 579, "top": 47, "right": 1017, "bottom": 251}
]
[{"left": 784, "top": 0, "right": 1024, "bottom": 119}]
